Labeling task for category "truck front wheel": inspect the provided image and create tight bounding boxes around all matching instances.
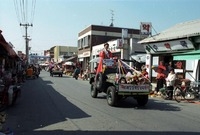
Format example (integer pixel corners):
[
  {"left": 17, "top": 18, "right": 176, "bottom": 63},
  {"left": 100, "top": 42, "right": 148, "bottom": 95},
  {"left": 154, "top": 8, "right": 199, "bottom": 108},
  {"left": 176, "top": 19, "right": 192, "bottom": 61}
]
[{"left": 91, "top": 83, "right": 98, "bottom": 98}]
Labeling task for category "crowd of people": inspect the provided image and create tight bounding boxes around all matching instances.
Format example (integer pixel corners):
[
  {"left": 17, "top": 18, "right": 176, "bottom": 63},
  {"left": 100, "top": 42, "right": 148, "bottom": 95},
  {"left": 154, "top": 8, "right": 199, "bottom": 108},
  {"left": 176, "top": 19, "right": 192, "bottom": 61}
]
[{"left": 155, "top": 61, "right": 177, "bottom": 100}]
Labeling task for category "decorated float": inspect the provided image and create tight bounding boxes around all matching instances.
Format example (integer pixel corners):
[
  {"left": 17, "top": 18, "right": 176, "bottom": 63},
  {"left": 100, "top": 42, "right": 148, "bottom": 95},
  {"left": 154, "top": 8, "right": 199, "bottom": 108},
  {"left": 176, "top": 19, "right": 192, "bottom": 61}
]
[{"left": 89, "top": 58, "right": 151, "bottom": 107}]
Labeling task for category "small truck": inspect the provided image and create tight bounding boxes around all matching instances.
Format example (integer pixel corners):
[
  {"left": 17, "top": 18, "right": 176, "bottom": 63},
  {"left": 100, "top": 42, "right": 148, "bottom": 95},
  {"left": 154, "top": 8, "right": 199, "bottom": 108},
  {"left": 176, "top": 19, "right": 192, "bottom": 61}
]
[{"left": 89, "top": 59, "right": 150, "bottom": 107}]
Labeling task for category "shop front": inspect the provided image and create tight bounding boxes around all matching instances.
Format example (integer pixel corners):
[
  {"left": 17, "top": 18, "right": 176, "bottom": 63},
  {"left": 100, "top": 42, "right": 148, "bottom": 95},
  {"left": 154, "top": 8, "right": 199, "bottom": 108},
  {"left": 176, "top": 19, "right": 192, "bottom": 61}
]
[
  {"left": 78, "top": 50, "right": 90, "bottom": 70},
  {"left": 173, "top": 50, "right": 200, "bottom": 81},
  {"left": 138, "top": 20, "right": 200, "bottom": 82},
  {"left": 0, "top": 31, "right": 21, "bottom": 78}
]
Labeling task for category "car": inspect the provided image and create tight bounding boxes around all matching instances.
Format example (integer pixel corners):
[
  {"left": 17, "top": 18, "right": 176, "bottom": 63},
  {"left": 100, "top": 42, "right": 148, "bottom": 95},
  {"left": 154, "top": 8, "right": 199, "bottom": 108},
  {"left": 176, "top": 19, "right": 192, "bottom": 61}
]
[
  {"left": 89, "top": 59, "right": 151, "bottom": 107},
  {"left": 51, "top": 70, "right": 63, "bottom": 77}
]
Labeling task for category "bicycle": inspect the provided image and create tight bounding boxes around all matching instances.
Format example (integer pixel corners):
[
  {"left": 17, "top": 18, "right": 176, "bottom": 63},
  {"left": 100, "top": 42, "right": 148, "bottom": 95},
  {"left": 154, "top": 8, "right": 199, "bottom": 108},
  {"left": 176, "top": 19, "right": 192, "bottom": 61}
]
[
  {"left": 173, "top": 80, "right": 200, "bottom": 103},
  {"left": 160, "top": 86, "right": 174, "bottom": 100}
]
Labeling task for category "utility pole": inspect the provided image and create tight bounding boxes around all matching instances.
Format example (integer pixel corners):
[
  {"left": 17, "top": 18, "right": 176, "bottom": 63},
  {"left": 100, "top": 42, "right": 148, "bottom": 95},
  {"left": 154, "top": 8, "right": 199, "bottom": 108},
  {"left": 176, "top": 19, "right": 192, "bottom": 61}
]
[{"left": 20, "top": 23, "right": 33, "bottom": 66}]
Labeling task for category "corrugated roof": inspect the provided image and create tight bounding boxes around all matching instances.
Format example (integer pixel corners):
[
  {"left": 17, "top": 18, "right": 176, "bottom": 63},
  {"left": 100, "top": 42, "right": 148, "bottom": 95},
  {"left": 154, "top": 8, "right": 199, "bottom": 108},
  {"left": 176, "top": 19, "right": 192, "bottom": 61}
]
[{"left": 138, "top": 19, "right": 200, "bottom": 44}]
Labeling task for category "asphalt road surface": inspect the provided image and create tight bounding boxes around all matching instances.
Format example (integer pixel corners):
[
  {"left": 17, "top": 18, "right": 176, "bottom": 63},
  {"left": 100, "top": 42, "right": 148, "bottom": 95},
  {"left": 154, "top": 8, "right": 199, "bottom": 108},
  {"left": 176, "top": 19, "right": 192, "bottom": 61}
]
[{"left": 3, "top": 71, "right": 200, "bottom": 135}]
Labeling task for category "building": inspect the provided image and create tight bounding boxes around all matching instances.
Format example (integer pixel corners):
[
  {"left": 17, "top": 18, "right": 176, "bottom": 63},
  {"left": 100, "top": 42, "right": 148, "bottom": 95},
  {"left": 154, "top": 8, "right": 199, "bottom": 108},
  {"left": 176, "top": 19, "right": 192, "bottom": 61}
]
[
  {"left": 48, "top": 46, "right": 78, "bottom": 63},
  {"left": 77, "top": 25, "right": 147, "bottom": 70},
  {"left": 138, "top": 19, "right": 200, "bottom": 82}
]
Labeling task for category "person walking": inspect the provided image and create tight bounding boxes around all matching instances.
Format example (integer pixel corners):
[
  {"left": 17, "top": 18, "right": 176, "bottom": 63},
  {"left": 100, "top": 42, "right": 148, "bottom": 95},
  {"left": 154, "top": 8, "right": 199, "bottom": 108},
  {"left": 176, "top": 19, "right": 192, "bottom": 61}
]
[{"left": 156, "top": 61, "right": 166, "bottom": 94}]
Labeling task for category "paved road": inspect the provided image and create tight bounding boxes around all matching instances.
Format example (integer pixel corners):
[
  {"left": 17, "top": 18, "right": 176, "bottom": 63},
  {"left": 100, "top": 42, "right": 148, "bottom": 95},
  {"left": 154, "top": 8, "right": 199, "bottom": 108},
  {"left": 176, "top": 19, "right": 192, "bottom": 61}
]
[{"left": 2, "top": 71, "right": 200, "bottom": 135}]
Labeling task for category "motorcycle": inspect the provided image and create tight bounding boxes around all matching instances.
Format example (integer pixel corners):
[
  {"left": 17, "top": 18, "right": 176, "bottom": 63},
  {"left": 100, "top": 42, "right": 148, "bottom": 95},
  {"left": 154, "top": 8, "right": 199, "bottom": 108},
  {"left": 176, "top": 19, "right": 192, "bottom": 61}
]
[
  {"left": 73, "top": 67, "right": 80, "bottom": 80},
  {"left": 73, "top": 73, "right": 79, "bottom": 80}
]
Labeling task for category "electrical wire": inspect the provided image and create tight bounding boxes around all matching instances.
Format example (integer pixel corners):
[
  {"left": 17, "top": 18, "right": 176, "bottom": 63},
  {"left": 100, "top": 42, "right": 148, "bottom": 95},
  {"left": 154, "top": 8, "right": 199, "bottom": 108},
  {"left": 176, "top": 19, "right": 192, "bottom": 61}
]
[
  {"left": 13, "top": 0, "right": 36, "bottom": 53},
  {"left": 31, "top": 0, "right": 36, "bottom": 24}
]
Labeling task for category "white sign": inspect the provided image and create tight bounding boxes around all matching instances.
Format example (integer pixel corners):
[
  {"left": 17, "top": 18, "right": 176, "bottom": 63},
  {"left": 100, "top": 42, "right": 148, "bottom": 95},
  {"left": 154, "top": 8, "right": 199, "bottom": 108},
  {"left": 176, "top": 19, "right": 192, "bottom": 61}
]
[
  {"left": 116, "top": 39, "right": 123, "bottom": 49},
  {"left": 118, "top": 84, "right": 150, "bottom": 92},
  {"left": 140, "top": 22, "right": 152, "bottom": 35},
  {"left": 92, "top": 40, "right": 121, "bottom": 55},
  {"left": 145, "top": 39, "right": 195, "bottom": 54},
  {"left": 103, "top": 59, "right": 114, "bottom": 66},
  {"left": 122, "top": 29, "right": 128, "bottom": 39}
]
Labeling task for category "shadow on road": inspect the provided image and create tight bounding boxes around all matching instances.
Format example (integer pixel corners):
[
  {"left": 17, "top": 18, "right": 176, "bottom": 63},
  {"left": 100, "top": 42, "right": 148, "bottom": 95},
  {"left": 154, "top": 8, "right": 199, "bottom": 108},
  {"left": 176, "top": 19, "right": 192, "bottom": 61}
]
[{"left": 3, "top": 76, "right": 91, "bottom": 134}]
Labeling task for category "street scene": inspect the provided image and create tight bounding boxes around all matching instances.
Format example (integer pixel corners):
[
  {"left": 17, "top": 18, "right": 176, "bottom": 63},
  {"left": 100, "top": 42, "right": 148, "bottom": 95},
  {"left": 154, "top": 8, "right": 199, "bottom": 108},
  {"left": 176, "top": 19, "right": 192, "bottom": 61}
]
[
  {"left": 1, "top": 71, "right": 200, "bottom": 135},
  {"left": 1, "top": 1, "right": 200, "bottom": 135}
]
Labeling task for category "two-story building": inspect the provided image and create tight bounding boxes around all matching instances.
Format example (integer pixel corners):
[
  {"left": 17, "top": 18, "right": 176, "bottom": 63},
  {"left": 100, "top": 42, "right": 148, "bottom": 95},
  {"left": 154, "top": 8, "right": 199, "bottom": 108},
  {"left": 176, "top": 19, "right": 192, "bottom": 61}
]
[
  {"left": 48, "top": 46, "right": 78, "bottom": 63},
  {"left": 77, "top": 25, "right": 147, "bottom": 70}
]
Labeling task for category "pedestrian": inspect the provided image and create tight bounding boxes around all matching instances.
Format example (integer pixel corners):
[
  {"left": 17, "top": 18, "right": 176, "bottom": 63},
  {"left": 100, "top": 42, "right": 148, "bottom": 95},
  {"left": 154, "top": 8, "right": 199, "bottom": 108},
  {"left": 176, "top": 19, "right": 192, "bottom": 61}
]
[
  {"left": 165, "top": 68, "right": 176, "bottom": 100},
  {"left": 156, "top": 61, "right": 166, "bottom": 94},
  {"left": 165, "top": 61, "right": 173, "bottom": 76}
]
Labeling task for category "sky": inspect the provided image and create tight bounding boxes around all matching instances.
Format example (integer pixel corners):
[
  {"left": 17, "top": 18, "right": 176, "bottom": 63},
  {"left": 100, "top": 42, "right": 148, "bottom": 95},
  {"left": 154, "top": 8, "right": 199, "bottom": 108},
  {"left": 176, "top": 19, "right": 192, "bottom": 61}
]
[{"left": 0, "top": 0, "right": 200, "bottom": 55}]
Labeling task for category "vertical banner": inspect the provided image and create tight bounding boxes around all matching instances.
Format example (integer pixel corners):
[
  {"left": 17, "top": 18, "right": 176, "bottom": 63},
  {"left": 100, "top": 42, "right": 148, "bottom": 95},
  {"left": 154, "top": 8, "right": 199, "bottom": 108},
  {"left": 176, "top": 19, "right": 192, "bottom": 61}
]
[
  {"left": 140, "top": 22, "right": 152, "bottom": 35},
  {"left": 121, "top": 28, "right": 128, "bottom": 48},
  {"left": 116, "top": 39, "right": 123, "bottom": 49},
  {"left": 122, "top": 28, "right": 128, "bottom": 39}
]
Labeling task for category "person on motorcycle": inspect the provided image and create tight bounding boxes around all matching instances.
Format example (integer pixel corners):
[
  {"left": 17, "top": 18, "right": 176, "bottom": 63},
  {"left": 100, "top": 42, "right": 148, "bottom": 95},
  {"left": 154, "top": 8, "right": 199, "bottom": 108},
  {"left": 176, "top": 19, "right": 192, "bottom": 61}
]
[
  {"left": 49, "top": 62, "right": 54, "bottom": 76},
  {"left": 73, "top": 66, "right": 80, "bottom": 80}
]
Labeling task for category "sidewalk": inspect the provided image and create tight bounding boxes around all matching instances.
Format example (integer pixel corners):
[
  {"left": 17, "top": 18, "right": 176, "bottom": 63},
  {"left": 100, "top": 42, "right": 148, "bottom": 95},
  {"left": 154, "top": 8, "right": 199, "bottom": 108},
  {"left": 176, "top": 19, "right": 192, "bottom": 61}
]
[{"left": 149, "top": 90, "right": 200, "bottom": 105}]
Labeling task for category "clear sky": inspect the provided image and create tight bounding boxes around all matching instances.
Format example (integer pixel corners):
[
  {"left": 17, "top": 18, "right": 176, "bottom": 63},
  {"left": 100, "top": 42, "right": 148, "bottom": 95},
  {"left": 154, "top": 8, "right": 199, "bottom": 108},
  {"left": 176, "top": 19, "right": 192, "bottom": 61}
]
[{"left": 0, "top": 0, "right": 200, "bottom": 55}]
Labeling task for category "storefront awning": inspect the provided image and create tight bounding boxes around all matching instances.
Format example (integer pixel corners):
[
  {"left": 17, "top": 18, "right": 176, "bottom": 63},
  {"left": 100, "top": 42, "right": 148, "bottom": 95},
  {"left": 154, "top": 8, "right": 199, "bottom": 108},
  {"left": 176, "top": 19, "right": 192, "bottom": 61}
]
[
  {"left": 64, "top": 56, "right": 77, "bottom": 62},
  {"left": 173, "top": 50, "right": 200, "bottom": 60},
  {"left": 0, "top": 32, "right": 18, "bottom": 58}
]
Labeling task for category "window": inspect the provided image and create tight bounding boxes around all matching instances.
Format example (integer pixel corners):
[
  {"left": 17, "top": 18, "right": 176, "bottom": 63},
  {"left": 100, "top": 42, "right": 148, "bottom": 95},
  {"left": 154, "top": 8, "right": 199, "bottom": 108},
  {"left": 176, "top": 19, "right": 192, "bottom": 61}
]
[
  {"left": 83, "top": 36, "right": 89, "bottom": 47},
  {"left": 78, "top": 40, "right": 82, "bottom": 49}
]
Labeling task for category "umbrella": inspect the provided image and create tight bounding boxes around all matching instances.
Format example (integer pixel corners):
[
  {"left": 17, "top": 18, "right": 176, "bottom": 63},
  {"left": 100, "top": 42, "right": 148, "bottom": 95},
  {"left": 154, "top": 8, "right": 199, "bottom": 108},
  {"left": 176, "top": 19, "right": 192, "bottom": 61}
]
[{"left": 63, "top": 61, "right": 73, "bottom": 65}]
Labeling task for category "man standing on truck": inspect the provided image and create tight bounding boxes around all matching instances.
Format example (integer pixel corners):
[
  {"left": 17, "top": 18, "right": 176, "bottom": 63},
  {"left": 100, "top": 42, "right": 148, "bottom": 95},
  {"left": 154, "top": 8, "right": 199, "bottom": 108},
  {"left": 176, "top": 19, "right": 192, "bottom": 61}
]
[{"left": 96, "top": 43, "right": 113, "bottom": 74}]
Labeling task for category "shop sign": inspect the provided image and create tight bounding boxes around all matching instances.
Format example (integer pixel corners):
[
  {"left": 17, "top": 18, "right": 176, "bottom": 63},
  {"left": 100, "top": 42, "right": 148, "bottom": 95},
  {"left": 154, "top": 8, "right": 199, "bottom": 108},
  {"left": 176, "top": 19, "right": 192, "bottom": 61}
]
[
  {"left": 82, "top": 51, "right": 90, "bottom": 57},
  {"left": 92, "top": 40, "right": 121, "bottom": 55},
  {"left": 116, "top": 39, "right": 123, "bottom": 49},
  {"left": 78, "top": 54, "right": 83, "bottom": 58},
  {"left": 79, "top": 58, "right": 83, "bottom": 61},
  {"left": 145, "top": 39, "right": 194, "bottom": 54},
  {"left": 140, "top": 22, "right": 152, "bottom": 35}
]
